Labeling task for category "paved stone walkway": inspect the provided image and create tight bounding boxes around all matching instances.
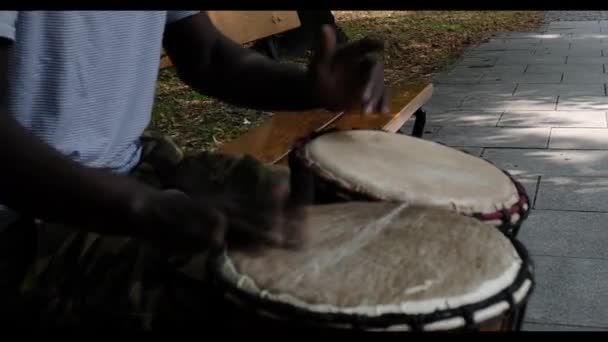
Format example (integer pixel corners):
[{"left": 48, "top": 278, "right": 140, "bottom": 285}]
[
  {"left": 545, "top": 11, "right": 608, "bottom": 22},
  {"left": 410, "top": 14, "right": 608, "bottom": 331}
]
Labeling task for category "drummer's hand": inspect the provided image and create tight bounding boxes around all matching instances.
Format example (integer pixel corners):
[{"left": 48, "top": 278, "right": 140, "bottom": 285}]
[
  {"left": 218, "top": 176, "right": 308, "bottom": 253},
  {"left": 129, "top": 188, "right": 227, "bottom": 251},
  {"left": 308, "top": 25, "right": 389, "bottom": 115},
  {"left": 167, "top": 154, "right": 309, "bottom": 253},
  {"left": 131, "top": 185, "right": 303, "bottom": 254}
]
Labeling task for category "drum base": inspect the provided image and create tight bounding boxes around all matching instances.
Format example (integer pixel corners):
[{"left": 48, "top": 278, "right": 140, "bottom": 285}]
[
  {"left": 411, "top": 108, "right": 427, "bottom": 138},
  {"left": 208, "top": 293, "right": 529, "bottom": 334}
]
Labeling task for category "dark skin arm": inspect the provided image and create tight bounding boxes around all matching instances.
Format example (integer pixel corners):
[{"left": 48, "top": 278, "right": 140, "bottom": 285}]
[
  {"left": 0, "top": 38, "right": 225, "bottom": 250},
  {"left": 0, "top": 11, "right": 386, "bottom": 253},
  {"left": 0, "top": 39, "right": 134, "bottom": 231},
  {"left": 163, "top": 12, "right": 389, "bottom": 114}
]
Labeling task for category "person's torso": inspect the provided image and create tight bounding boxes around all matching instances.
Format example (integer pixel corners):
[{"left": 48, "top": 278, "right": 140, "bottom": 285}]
[
  {"left": 1, "top": 11, "right": 171, "bottom": 227},
  {"left": 7, "top": 11, "right": 170, "bottom": 171}
]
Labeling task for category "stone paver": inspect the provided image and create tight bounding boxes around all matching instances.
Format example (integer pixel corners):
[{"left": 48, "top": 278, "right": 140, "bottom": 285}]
[
  {"left": 520, "top": 209, "right": 608, "bottom": 259},
  {"left": 454, "top": 147, "right": 484, "bottom": 157},
  {"left": 545, "top": 11, "right": 608, "bottom": 21},
  {"left": 434, "top": 74, "right": 483, "bottom": 84},
  {"left": 523, "top": 323, "right": 608, "bottom": 331},
  {"left": 535, "top": 176, "right": 608, "bottom": 212},
  {"left": 549, "top": 128, "right": 608, "bottom": 149},
  {"left": 495, "top": 55, "right": 566, "bottom": 65},
  {"left": 537, "top": 47, "right": 604, "bottom": 57},
  {"left": 451, "top": 65, "right": 527, "bottom": 74},
  {"left": 422, "top": 95, "right": 465, "bottom": 112},
  {"left": 514, "top": 84, "right": 605, "bottom": 96},
  {"left": 562, "top": 73, "right": 608, "bottom": 84},
  {"left": 470, "top": 45, "right": 534, "bottom": 52},
  {"left": 427, "top": 14, "right": 608, "bottom": 330},
  {"left": 516, "top": 176, "right": 540, "bottom": 205},
  {"left": 482, "top": 149, "right": 608, "bottom": 177},
  {"left": 426, "top": 110, "right": 502, "bottom": 127},
  {"left": 434, "top": 84, "right": 517, "bottom": 98},
  {"left": 567, "top": 33, "right": 608, "bottom": 40},
  {"left": 566, "top": 56, "right": 608, "bottom": 64},
  {"left": 460, "top": 95, "right": 557, "bottom": 111},
  {"left": 399, "top": 124, "right": 442, "bottom": 139},
  {"left": 570, "top": 42, "right": 608, "bottom": 50},
  {"left": 525, "top": 64, "right": 603, "bottom": 73},
  {"left": 458, "top": 56, "right": 498, "bottom": 66},
  {"left": 557, "top": 95, "right": 608, "bottom": 110},
  {"left": 432, "top": 127, "right": 550, "bottom": 148},
  {"left": 465, "top": 50, "right": 533, "bottom": 58},
  {"left": 524, "top": 256, "right": 608, "bottom": 328},
  {"left": 498, "top": 111, "right": 607, "bottom": 128},
  {"left": 493, "top": 32, "right": 555, "bottom": 39},
  {"left": 480, "top": 72, "right": 563, "bottom": 84},
  {"left": 538, "top": 42, "right": 571, "bottom": 49}
]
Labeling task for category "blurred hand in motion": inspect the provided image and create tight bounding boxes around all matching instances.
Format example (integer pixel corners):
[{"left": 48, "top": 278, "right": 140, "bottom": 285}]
[
  {"left": 164, "top": 153, "right": 311, "bottom": 254},
  {"left": 308, "top": 25, "right": 389, "bottom": 115}
]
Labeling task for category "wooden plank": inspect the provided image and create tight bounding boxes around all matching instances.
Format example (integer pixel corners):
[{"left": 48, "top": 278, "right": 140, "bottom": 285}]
[
  {"left": 328, "top": 82, "right": 434, "bottom": 133},
  {"left": 223, "top": 82, "right": 434, "bottom": 165},
  {"left": 207, "top": 11, "right": 300, "bottom": 44},
  {"left": 159, "top": 54, "right": 173, "bottom": 69},
  {"left": 274, "top": 82, "right": 434, "bottom": 165},
  {"left": 160, "top": 11, "right": 300, "bottom": 69},
  {"left": 217, "top": 110, "right": 342, "bottom": 164}
]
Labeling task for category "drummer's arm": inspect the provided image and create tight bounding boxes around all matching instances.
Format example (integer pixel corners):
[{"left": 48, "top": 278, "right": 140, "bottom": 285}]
[{"left": 163, "top": 12, "right": 321, "bottom": 112}]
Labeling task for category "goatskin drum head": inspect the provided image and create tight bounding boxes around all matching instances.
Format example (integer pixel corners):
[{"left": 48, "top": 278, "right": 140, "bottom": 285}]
[{"left": 214, "top": 202, "right": 533, "bottom": 331}]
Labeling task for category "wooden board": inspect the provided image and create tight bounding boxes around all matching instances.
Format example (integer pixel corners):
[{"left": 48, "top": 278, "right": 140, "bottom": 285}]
[
  {"left": 160, "top": 11, "right": 300, "bottom": 69},
  {"left": 274, "top": 82, "right": 434, "bottom": 165},
  {"left": 217, "top": 110, "right": 342, "bottom": 164},
  {"left": 207, "top": 11, "right": 300, "bottom": 45},
  {"left": 220, "top": 82, "right": 434, "bottom": 166},
  {"left": 328, "top": 82, "right": 434, "bottom": 133},
  {"left": 159, "top": 54, "right": 173, "bottom": 69}
]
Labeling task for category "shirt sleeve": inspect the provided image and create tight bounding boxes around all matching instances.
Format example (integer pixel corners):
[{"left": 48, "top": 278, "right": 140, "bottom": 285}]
[
  {"left": 0, "top": 11, "right": 18, "bottom": 41},
  {"left": 166, "top": 11, "right": 199, "bottom": 25}
]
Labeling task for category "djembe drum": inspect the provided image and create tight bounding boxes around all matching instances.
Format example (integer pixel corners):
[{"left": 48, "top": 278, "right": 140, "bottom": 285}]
[
  {"left": 207, "top": 202, "right": 534, "bottom": 333},
  {"left": 289, "top": 130, "right": 530, "bottom": 237}
]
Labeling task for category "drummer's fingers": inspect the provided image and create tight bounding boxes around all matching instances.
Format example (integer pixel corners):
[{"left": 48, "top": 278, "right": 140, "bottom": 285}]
[
  {"left": 333, "top": 36, "right": 384, "bottom": 62},
  {"left": 287, "top": 164, "right": 315, "bottom": 208},
  {"left": 358, "top": 55, "right": 379, "bottom": 114},
  {"left": 271, "top": 178, "right": 290, "bottom": 208},
  {"left": 173, "top": 198, "right": 228, "bottom": 250},
  {"left": 362, "top": 63, "right": 386, "bottom": 114},
  {"left": 226, "top": 207, "right": 308, "bottom": 251},
  {"left": 379, "top": 92, "right": 390, "bottom": 114},
  {"left": 225, "top": 228, "right": 266, "bottom": 256},
  {"left": 280, "top": 209, "right": 310, "bottom": 249},
  {"left": 373, "top": 63, "right": 390, "bottom": 114},
  {"left": 262, "top": 208, "right": 307, "bottom": 249},
  {"left": 227, "top": 216, "right": 286, "bottom": 248},
  {"left": 235, "top": 208, "right": 305, "bottom": 250},
  {"left": 316, "top": 25, "right": 338, "bottom": 66}
]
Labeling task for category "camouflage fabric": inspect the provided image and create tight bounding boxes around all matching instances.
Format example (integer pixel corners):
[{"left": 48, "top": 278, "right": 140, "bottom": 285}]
[{"left": 0, "top": 131, "right": 287, "bottom": 330}]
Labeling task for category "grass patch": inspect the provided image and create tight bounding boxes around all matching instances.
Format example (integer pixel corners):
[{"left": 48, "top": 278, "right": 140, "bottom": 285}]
[
  {"left": 150, "top": 11, "right": 544, "bottom": 152},
  {"left": 150, "top": 68, "right": 270, "bottom": 152}
]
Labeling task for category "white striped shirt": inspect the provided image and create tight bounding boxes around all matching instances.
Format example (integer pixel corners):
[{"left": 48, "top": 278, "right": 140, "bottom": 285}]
[{"left": 0, "top": 10, "right": 198, "bottom": 227}]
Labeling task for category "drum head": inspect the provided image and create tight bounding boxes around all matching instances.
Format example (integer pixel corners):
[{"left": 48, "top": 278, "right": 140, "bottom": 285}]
[
  {"left": 299, "top": 130, "right": 520, "bottom": 216},
  {"left": 213, "top": 202, "right": 533, "bottom": 331}
]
